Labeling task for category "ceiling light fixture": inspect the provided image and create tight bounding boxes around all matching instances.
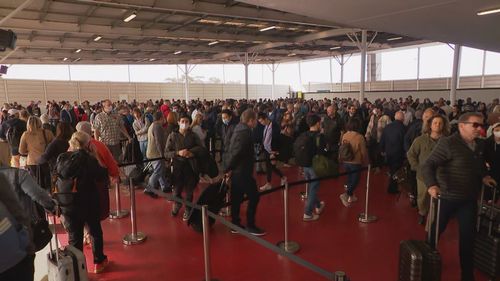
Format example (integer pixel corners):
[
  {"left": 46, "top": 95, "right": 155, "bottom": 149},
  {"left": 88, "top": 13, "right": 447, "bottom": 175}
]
[
  {"left": 259, "top": 26, "right": 276, "bottom": 32},
  {"left": 149, "top": 58, "right": 156, "bottom": 61},
  {"left": 74, "top": 58, "right": 81, "bottom": 62},
  {"left": 287, "top": 53, "right": 296, "bottom": 57},
  {"left": 477, "top": 8, "right": 500, "bottom": 16},
  {"left": 63, "top": 57, "right": 68, "bottom": 61},
  {"left": 387, "top": 36, "right": 403, "bottom": 41},
  {"left": 93, "top": 35, "right": 102, "bottom": 42},
  {"left": 75, "top": 49, "right": 82, "bottom": 53},
  {"left": 330, "top": 46, "right": 341, "bottom": 50},
  {"left": 174, "top": 51, "right": 182, "bottom": 55},
  {"left": 123, "top": 11, "right": 137, "bottom": 22},
  {"left": 208, "top": 41, "right": 219, "bottom": 46}
]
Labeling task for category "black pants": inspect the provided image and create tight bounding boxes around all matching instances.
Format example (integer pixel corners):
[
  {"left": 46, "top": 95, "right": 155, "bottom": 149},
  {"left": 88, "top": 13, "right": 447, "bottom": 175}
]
[
  {"left": 0, "top": 254, "right": 35, "bottom": 281},
  {"left": 386, "top": 155, "right": 403, "bottom": 193},
  {"left": 172, "top": 159, "right": 198, "bottom": 211},
  {"left": 63, "top": 214, "right": 106, "bottom": 264},
  {"left": 231, "top": 175, "right": 260, "bottom": 228},
  {"left": 429, "top": 199, "right": 477, "bottom": 281},
  {"left": 263, "top": 150, "right": 283, "bottom": 183},
  {"left": 27, "top": 164, "right": 51, "bottom": 191},
  {"left": 367, "top": 139, "right": 382, "bottom": 168}
]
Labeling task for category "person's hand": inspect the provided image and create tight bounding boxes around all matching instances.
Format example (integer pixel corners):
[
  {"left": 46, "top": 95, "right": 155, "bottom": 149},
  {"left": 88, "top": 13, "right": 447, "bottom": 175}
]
[
  {"left": 185, "top": 151, "right": 193, "bottom": 158},
  {"left": 427, "top": 185, "right": 441, "bottom": 199},
  {"left": 178, "top": 149, "right": 187, "bottom": 157},
  {"left": 483, "top": 176, "right": 497, "bottom": 188}
]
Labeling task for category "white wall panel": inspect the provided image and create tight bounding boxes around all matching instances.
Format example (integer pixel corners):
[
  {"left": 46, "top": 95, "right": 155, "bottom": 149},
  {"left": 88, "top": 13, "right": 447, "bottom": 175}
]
[
  {"left": 136, "top": 83, "right": 161, "bottom": 101},
  {"left": 484, "top": 76, "right": 500, "bottom": 88},
  {"left": 79, "top": 82, "right": 110, "bottom": 103},
  {"left": 110, "top": 83, "right": 136, "bottom": 102},
  {"left": 418, "top": 78, "right": 448, "bottom": 90},
  {"left": 459, "top": 77, "right": 481, "bottom": 89},
  {"left": 45, "top": 81, "right": 79, "bottom": 103},
  {"left": 5, "top": 80, "right": 44, "bottom": 106}
]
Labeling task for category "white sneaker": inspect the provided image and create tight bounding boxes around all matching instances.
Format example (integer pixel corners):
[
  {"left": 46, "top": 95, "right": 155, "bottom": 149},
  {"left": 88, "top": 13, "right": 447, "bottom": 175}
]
[
  {"left": 348, "top": 195, "right": 358, "bottom": 203},
  {"left": 315, "top": 201, "right": 326, "bottom": 215},
  {"left": 259, "top": 183, "right": 272, "bottom": 191},
  {"left": 339, "top": 193, "right": 350, "bottom": 207},
  {"left": 303, "top": 213, "right": 320, "bottom": 221},
  {"left": 280, "top": 177, "right": 287, "bottom": 186}
]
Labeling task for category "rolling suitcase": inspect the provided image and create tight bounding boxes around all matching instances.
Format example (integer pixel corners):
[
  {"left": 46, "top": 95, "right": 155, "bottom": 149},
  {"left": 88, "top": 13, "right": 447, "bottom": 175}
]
[
  {"left": 398, "top": 197, "right": 442, "bottom": 281},
  {"left": 187, "top": 178, "right": 228, "bottom": 233},
  {"left": 473, "top": 185, "right": 500, "bottom": 280},
  {"left": 47, "top": 215, "right": 89, "bottom": 281}
]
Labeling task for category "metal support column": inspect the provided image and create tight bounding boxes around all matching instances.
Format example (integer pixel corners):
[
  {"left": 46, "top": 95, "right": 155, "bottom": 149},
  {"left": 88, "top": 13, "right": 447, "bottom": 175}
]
[
  {"left": 329, "top": 56, "right": 334, "bottom": 92},
  {"left": 450, "top": 44, "right": 462, "bottom": 105},
  {"left": 244, "top": 53, "right": 249, "bottom": 99},
  {"left": 416, "top": 47, "right": 421, "bottom": 90},
  {"left": 359, "top": 30, "right": 367, "bottom": 101},
  {"left": 340, "top": 55, "right": 345, "bottom": 92},
  {"left": 266, "top": 62, "right": 279, "bottom": 100},
  {"left": 481, "top": 50, "right": 487, "bottom": 88},
  {"left": 184, "top": 63, "right": 189, "bottom": 101}
]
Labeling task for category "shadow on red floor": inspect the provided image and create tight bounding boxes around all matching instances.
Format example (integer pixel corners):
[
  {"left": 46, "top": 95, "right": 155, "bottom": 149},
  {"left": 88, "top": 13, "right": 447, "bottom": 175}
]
[{"left": 76, "top": 166, "right": 489, "bottom": 281}]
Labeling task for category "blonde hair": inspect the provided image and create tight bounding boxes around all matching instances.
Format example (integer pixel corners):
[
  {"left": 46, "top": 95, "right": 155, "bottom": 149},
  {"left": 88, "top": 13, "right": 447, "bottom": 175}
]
[
  {"left": 27, "top": 116, "right": 42, "bottom": 132},
  {"left": 191, "top": 113, "right": 203, "bottom": 128},
  {"left": 69, "top": 131, "right": 91, "bottom": 150}
]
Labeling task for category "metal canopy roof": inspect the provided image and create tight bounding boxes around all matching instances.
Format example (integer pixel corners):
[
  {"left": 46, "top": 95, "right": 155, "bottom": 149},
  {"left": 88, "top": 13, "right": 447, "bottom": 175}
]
[{"left": 0, "top": 0, "right": 428, "bottom": 64}]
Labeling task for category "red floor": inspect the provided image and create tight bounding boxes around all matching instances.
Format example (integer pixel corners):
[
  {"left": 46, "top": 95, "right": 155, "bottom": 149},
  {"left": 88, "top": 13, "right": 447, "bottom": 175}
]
[{"left": 75, "top": 166, "right": 489, "bottom": 281}]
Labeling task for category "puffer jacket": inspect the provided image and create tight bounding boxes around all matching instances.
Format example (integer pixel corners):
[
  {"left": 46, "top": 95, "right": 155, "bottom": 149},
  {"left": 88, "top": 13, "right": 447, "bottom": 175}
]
[
  {"left": 422, "top": 132, "right": 487, "bottom": 201},
  {"left": 224, "top": 123, "right": 254, "bottom": 176}
]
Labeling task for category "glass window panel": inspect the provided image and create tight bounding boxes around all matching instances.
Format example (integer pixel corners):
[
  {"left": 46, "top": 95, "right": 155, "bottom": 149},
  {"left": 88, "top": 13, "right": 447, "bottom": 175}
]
[
  {"left": 190, "top": 64, "right": 223, "bottom": 83},
  {"left": 5, "top": 64, "right": 70, "bottom": 80},
  {"left": 223, "top": 64, "right": 244, "bottom": 84},
  {"left": 459, "top": 47, "right": 484, "bottom": 77},
  {"left": 485, "top": 51, "right": 500, "bottom": 75},
  {"left": 419, "top": 44, "right": 453, "bottom": 78},
  {"left": 380, "top": 48, "right": 418, "bottom": 80},
  {"left": 129, "top": 65, "right": 177, "bottom": 82},
  {"left": 69, "top": 65, "right": 129, "bottom": 82}
]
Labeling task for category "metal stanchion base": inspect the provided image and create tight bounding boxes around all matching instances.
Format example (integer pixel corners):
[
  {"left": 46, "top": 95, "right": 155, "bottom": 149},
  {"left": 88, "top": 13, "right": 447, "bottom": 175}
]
[
  {"left": 358, "top": 213, "right": 378, "bottom": 223},
  {"left": 123, "top": 232, "right": 147, "bottom": 245},
  {"left": 276, "top": 241, "right": 300, "bottom": 253},
  {"left": 200, "top": 279, "right": 220, "bottom": 281},
  {"left": 299, "top": 192, "right": 308, "bottom": 200},
  {"left": 109, "top": 210, "right": 129, "bottom": 219}
]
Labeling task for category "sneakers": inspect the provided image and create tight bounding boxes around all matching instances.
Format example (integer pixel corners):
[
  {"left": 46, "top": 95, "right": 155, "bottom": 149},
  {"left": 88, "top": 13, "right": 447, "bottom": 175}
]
[
  {"left": 348, "top": 195, "right": 358, "bottom": 203},
  {"left": 94, "top": 258, "right": 109, "bottom": 274},
  {"left": 143, "top": 189, "right": 158, "bottom": 199},
  {"left": 340, "top": 193, "right": 350, "bottom": 207},
  {"left": 303, "top": 213, "right": 320, "bottom": 221},
  {"left": 182, "top": 210, "right": 191, "bottom": 222},
  {"left": 343, "top": 184, "right": 348, "bottom": 191},
  {"left": 230, "top": 223, "right": 246, "bottom": 234},
  {"left": 259, "top": 182, "right": 272, "bottom": 191},
  {"left": 246, "top": 226, "right": 267, "bottom": 236},
  {"left": 280, "top": 176, "right": 287, "bottom": 186},
  {"left": 171, "top": 204, "right": 181, "bottom": 217},
  {"left": 315, "top": 201, "right": 326, "bottom": 215}
]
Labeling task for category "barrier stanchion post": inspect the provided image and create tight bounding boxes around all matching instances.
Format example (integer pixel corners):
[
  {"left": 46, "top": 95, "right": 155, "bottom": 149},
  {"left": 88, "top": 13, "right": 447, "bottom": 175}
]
[
  {"left": 201, "top": 205, "right": 220, "bottom": 281},
  {"left": 300, "top": 183, "right": 309, "bottom": 200},
  {"left": 277, "top": 179, "right": 300, "bottom": 253},
  {"left": 109, "top": 181, "right": 129, "bottom": 219},
  {"left": 334, "top": 271, "right": 349, "bottom": 281},
  {"left": 358, "top": 165, "right": 378, "bottom": 223},
  {"left": 219, "top": 190, "right": 231, "bottom": 217},
  {"left": 123, "top": 177, "right": 147, "bottom": 245}
]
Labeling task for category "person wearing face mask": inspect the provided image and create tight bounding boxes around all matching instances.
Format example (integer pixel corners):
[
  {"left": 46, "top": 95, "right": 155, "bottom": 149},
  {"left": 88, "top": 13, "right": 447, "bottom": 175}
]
[
  {"left": 220, "top": 109, "right": 238, "bottom": 170},
  {"left": 484, "top": 122, "right": 500, "bottom": 202},
  {"left": 93, "top": 100, "right": 132, "bottom": 162},
  {"left": 165, "top": 114, "right": 203, "bottom": 221}
]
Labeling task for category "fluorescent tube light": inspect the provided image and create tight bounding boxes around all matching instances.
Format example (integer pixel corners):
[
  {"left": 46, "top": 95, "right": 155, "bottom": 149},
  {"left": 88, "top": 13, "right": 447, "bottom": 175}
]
[
  {"left": 387, "top": 36, "right": 403, "bottom": 41},
  {"left": 123, "top": 12, "right": 137, "bottom": 22},
  {"left": 477, "top": 8, "right": 500, "bottom": 16},
  {"left": 174, "top": 51, "right": 182, "bottom": 55},
  {"left": 259, "top": 26, "right": 276, "bottom": 32}
]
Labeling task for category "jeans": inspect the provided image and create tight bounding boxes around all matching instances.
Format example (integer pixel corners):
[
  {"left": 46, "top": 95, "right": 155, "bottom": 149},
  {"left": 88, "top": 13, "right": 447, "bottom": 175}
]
[
  {"left": 343, "top": 163, "right": 362, "bottom": 197},
  {"left": 63, "top": 214, "right": 107, "bottom": 264},
  {"left": 0, "top": 254, "right": 35, "bottom": 281},
  {"left": 139, "top": 141, "right": 148, "bottom": 160},
  {"left": 231, "top": 174, "right": 260, "bottom": 227},
  {"left": 303, "top": 167, "right": 321, "bottom": 216},
  {"left": 146, "top": 160, "right": 166, "bottom": 191},
  {"left": 429, "top": 198, "right": 477, "bottom": 281}
]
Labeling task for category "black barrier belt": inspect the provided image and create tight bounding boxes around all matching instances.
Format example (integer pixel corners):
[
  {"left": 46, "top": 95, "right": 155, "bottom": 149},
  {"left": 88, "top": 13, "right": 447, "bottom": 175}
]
[
  {"left": 150, "top": 189, "right": 336, "bottom": 280},
  {"left": 118, "top": 155, "right": 269, "bottom": 167},
  {"left": 221, "top": 166, "right": 370, "bottom": 207}
]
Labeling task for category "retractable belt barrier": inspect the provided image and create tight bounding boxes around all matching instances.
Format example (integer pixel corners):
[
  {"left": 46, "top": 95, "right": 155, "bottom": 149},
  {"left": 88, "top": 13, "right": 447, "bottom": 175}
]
[{"left": 151, "top": 189, "right": 343, "bottom": 281}]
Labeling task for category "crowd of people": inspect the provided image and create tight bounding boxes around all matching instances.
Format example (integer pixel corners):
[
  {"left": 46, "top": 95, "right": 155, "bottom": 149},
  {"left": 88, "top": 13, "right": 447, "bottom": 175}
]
[{"left": 0, "top": 94, "right": 499, "bottom": 281}]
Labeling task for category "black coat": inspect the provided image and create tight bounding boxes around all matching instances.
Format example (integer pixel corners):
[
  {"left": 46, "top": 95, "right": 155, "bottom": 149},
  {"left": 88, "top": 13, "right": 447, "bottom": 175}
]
[
  {"left": 380, "top": 120, "right": 406, "bottom": 163},
  {"left": 225, "top": 123, "right": 254, "bottom": 176},
  {"left": 254, "top": 121, "right": 281, "bottom": 152},
  {"left": 404, "top": 119, "right": 423, "bottom": 152}
]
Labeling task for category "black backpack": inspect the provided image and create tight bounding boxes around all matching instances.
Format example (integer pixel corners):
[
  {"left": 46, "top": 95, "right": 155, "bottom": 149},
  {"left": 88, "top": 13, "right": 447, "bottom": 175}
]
[
  {"left": 6, "top": 124, "right": 23, "bottom": 148},
  {"left": 293, "top": 132, "right": 314, "bottom": 167},
  {"left": 53, "top": 151, "right": 86, "bottom": 212},
  {"left": 339, "top": 140, "right": 355, "bottom": 162}
]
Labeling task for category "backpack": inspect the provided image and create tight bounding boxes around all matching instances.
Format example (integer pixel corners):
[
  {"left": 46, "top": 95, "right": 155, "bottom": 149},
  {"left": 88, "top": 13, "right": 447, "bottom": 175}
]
[
  {"left": 0, "top": 200, "right": 30, "bottom": 273},
  {"left": 6, "top": 124, "right": 23, "bottom": 148},
  {"left": 312, "top": 135, "right": 339, "bottom": 178},
  {"left": 293, "top": 132, "right": 314, "bottom": 167},
  {"left": 53, "top": 151, "right": 86, "bottom": 213},
  {"left": 339, "top": 139, "right": 355, "bottom": 162}
]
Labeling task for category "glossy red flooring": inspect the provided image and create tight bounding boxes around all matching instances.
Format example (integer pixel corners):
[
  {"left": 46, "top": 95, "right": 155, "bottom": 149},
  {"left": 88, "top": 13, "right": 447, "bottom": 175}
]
[{"left": 75, "top": 166, "right": 489, "bottom": 281}]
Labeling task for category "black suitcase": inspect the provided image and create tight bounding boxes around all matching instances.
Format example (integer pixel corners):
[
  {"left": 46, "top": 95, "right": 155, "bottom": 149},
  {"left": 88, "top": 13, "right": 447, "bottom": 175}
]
[
  {"left": 187, "top": 179, "right": 228, "bottom": 233},
  {"left": 473, "top": 185, "right": 500, "bottom": 280},
  {"left": 398, "top": 198, "right": 442, "bottom": 281}
]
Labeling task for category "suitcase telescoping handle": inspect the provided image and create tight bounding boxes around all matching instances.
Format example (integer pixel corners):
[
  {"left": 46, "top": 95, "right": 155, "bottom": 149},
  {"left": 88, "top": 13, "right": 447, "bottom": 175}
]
[
  {"left": 48, "top": 213, "right": 60, "bottom": 263},
  {"left": 477, "top": 184, "right": 498, "bottom": 236},
  {"left": 427, "top": 195, "right": 441, "bottom": 249}
]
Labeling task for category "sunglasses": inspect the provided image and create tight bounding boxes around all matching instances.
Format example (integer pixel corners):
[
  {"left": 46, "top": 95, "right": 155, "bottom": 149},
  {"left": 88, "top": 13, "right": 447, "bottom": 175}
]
[{"left": 460, "top": 122, "right": 484, "bottom": 128}]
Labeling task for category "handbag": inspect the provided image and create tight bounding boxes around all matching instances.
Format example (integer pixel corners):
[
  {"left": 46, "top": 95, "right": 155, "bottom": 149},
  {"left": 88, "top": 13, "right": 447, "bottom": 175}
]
[
  {"left": 312, "top": 136, "right": 338, "bottom": 178},
  {"left": 392, "top": 161, "right": 412, "bottom": 193}
]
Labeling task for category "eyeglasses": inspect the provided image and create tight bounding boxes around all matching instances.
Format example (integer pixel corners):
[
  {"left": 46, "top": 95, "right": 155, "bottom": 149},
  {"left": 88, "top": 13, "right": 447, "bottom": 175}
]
[{"left": 460, "top": 122, "right": 484, "bottom": 128}]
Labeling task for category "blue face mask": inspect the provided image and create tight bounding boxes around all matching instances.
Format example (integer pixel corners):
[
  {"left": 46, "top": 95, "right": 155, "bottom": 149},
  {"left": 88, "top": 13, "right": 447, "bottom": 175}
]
[{"left": 223, "top": 119, "right": 229, "bottom": 125}]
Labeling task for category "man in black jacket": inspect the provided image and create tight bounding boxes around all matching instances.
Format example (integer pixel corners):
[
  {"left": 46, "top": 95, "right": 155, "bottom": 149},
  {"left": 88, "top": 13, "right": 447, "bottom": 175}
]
[
  {"left": 380, "top": 111, "right": 406, "bottom": 194},
  {"left": 224, "top": 109, "right": 266, "bottom": 236},
  {"left": 220, "top": 109, "right": 238, "bottom": 170},
  {"left": 422, "top": 112, "right": 497, "bottom": 281},
  {"left": 322, "top": 104, "right": 344, "bottom": 159}
]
